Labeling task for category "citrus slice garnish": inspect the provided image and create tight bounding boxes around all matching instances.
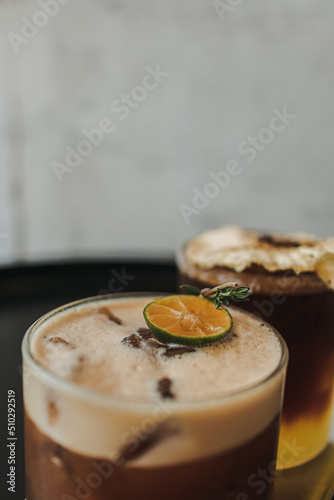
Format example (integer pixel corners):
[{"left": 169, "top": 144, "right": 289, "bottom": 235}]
[
  {"left": 143, "top": 295, "right": 233, "bottom": 347},
  {"left": 315, "top": 253, "right": 334, "bottom": 289}
]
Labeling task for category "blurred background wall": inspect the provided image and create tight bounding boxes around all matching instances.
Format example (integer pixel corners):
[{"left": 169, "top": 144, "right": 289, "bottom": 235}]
[{"left": 0, "top": 0, "right": 333, "bottom": 266}]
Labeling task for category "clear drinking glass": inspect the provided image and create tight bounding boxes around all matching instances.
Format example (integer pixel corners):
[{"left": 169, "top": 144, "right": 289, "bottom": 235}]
[{"left": 22, "top": 293, "right": 288, "bottom": 500}]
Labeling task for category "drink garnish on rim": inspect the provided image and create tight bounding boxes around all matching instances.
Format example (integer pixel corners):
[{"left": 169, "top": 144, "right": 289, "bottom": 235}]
[{"left": 143, "top": 283, "right": 250, "bottom": 347}]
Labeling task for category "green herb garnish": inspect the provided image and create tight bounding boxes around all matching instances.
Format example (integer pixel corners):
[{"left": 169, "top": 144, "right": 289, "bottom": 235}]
[{"left": 180, "top": 282, "right": 250, "bottom": 309}]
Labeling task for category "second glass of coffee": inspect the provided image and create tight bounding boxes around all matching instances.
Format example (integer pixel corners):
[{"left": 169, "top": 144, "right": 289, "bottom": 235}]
[{"left": 177, "top": 226, "right": 334, "bottom": 468}]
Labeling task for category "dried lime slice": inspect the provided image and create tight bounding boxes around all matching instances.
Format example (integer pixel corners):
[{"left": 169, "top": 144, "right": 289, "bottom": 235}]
[
  {"left": 143, "top": 295, "right": 232, "bottom": 347},
  {"left": 315, "top": 253, "right": 334, "bottom": 289}
]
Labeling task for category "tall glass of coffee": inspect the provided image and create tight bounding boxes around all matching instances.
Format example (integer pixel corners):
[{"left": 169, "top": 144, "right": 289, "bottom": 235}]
[
  {"left": 177, "top": 226, "right": 334, "bottom": 468},
  {"left": 23, "top": 293, "right": 287, "bottom": 499}
]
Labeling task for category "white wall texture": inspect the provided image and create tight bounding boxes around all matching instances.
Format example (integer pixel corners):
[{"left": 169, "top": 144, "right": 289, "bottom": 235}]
[{"left": 0, "top": 0, "right": 334, "bottom": 265}]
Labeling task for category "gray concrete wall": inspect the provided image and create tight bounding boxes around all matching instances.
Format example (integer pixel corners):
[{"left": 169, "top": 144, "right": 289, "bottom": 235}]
[{"left": 0, "top": 0, "right": 333, "bottom": 264}]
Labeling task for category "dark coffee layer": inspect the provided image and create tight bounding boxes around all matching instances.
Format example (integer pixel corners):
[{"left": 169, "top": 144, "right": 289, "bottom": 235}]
[
  {"left": 25, "top": 411, "right": 280, "bottom": 500},
  {"left": 179, "top": 272, "right": 334, "bottom": 424}
]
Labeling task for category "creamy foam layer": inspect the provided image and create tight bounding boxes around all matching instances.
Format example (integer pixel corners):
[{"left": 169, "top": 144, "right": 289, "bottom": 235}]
[
  {"left": 183, "top": 226, "right": 334, "bottom": 275},
  {"left": 23, "top": 295, "right": 286, "bottom": 466},
  {"left": 31, "top": 296, "right": 281, "bottom": 401},
  {"left": 179, "top": 226, "right": 334, "bottom": 294}
]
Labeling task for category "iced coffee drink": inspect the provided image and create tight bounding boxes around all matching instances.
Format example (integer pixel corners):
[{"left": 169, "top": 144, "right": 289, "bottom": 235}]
[
  {"left": 23, "top": 293, "right": 287, "bottom": 500},
  {"left": 177, "top": 226, "right": 334, "bottom": 468}
]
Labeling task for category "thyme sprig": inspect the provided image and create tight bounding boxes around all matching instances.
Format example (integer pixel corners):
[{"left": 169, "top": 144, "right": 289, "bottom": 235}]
[{"left": 179, "top": 283, "right": 250, "bottom": 309}]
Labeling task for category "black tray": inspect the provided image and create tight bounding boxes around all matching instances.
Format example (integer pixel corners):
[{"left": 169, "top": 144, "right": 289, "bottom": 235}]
[{"left": 0, "top": 260, "right": 333, "bottom": 500}]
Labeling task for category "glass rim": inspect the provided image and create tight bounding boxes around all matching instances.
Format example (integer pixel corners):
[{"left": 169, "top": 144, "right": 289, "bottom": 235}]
[{"left": 22, "top": 292, "right": 289, "bottom": 410}]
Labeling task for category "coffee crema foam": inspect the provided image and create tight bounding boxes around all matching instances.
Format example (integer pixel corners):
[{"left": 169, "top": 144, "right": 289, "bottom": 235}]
[
  {"left": 23, "top": 296, "right": 285, "bottom": 466},
  {"left": 183, "top": 225, "right": 334, "bottom": 275}
]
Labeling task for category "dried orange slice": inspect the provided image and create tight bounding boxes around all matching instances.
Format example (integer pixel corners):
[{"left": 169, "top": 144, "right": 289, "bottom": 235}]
[
  {"left": 315, "top": 253, "right": 334, "bottom": 289},
  {"left": 143, "top": 295, "right": 232, "bottom": 346}
]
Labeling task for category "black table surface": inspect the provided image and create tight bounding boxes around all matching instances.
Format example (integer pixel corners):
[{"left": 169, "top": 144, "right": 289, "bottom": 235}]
[{"left": 0, "top": 260, "right": 333, "bottom": 500}]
